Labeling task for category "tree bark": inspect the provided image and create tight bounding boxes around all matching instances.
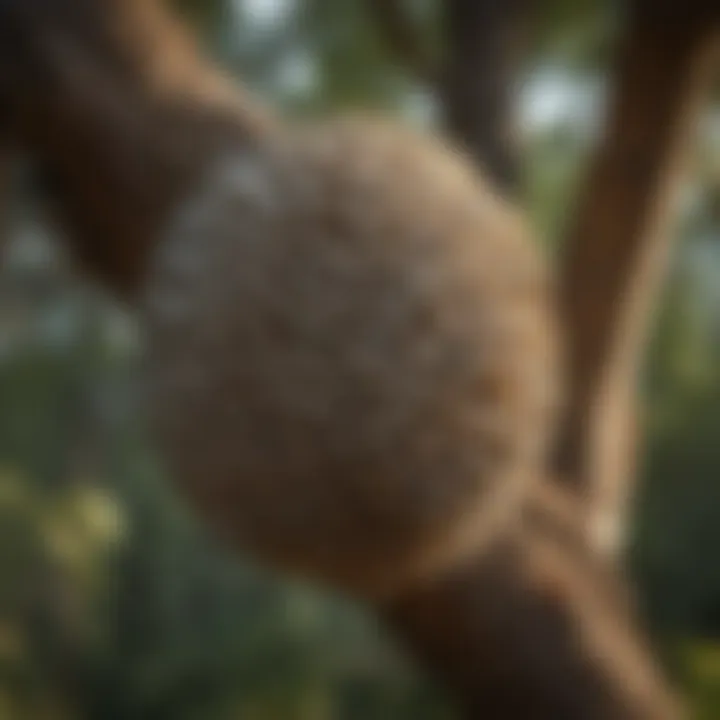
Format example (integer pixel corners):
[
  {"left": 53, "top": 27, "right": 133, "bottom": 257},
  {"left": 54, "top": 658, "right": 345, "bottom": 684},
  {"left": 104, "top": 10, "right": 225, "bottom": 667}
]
[
  {"left": 554, "top": 8, "right": 720, "bottom": 555},
  {"left": 382, "top": 484, "right": 682, "bottom": 720},
  {"left": 440, "top": 0, "right": 531, "bottom": 196}
]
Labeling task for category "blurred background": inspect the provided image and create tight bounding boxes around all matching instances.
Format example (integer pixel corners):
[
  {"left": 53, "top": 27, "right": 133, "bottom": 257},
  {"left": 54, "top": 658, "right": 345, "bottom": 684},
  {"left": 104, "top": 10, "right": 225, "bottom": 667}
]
[{"left": 0, "top": 0, "right": 719, "bottom": 717}]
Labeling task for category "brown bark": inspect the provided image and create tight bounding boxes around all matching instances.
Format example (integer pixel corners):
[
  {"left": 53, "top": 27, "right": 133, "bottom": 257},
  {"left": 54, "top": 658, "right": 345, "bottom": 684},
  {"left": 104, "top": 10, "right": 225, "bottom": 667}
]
[
  {"left": 0, "top": 0, "right": 273, "bottom": 297},
  {"left": 554, "top": 9, "right": 720, "bottom": 553},
  {"left": 440, "top": 0, "right": 531, "bottom": 195},
  {"left": 381, "top": 483, "right": 683, "bottom": 720}
]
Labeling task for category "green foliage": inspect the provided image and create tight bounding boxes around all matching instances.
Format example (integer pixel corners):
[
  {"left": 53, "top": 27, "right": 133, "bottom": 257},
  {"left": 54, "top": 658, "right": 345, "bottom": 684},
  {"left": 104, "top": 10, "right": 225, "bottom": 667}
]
[{"left": 680, "top": 642, "right": 720, "bottom": 720}]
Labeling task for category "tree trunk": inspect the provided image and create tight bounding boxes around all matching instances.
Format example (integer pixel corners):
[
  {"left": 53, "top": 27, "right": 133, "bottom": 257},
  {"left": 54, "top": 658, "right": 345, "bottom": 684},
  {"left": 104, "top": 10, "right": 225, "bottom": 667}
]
[{"left": 440, "top": 0, "right": 531, "bottom": 196}]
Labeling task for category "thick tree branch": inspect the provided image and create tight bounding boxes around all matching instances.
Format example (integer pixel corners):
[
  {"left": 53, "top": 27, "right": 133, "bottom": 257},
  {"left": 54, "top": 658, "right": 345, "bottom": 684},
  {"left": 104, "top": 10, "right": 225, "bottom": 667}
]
[
  {"left": 381, "top": 483, "right": 683, "bottom": 720},
  {"left": 554, "top": 6, "right": 720, "bottom": 554}
]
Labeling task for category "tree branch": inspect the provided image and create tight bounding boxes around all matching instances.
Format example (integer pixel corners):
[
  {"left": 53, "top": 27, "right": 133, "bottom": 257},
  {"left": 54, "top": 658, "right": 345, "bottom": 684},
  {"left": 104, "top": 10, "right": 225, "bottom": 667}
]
[
  {"left": 554, "top": 7, "right": 720, "bottom": 555},
  {"left": 381, "top": 482, "right": 683, "bottom": 720}
]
